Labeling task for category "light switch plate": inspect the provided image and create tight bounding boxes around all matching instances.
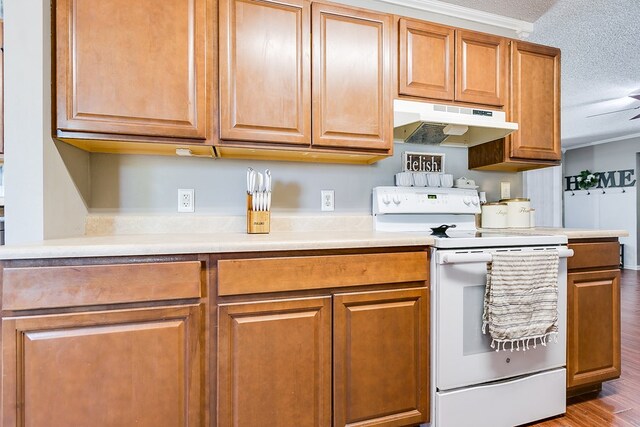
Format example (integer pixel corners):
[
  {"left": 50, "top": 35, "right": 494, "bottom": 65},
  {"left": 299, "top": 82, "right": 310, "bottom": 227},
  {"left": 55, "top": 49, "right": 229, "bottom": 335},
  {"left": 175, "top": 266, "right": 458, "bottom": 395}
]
[{"left": 500, "top": 182, "right": 511, "bottom": 200}]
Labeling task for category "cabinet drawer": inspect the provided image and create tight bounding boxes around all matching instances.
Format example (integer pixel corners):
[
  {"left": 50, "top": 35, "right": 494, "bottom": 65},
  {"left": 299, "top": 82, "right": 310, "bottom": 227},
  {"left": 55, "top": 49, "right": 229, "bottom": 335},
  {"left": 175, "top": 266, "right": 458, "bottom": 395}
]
[
  {"left": 568, "top": 242, "right": 620, "bottom": 271},
  {"left": 2, "top": 261, "right": 202, "bottom": 310},
  {"left": 218, "top": 252, "right": 428, "bottom": 295}
]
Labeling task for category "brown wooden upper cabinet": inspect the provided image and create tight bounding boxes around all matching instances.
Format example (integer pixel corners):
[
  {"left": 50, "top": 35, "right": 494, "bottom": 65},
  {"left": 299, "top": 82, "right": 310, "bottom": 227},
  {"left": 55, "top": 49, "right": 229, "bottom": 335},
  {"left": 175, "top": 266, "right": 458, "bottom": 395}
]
[
  {"left": 398, "top": 18, "right": 454, "bottom": 101},
  {"left": 468, "top": 40, "right": 561, "bottom": 171},
  {"left": 455, "top": 30, "right": 508, "bottom": 107},
  {"left": 218, "top": 1, "right": 393, "bottom": 158},
  {"left": 312, "top": 2, "right": 393, "bottom": 151},
  {"left": 219, "top": 0, "right": 311, "bottom": 145},
  {"left": 509, "top": 41, "right": 561, "bottom": 161},
  {"left": 56, "top": 0, "right": 211, "bottom": 142},
  {"left": 398, "top": 21, "right": 506, "bottom": 108}
]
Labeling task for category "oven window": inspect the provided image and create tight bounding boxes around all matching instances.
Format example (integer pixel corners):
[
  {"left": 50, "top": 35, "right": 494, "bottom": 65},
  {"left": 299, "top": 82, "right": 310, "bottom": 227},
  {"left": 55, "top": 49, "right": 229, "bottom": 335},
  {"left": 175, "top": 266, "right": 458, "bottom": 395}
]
[{"left": 463, "top": 285, "right": 494, "bottom": 355}]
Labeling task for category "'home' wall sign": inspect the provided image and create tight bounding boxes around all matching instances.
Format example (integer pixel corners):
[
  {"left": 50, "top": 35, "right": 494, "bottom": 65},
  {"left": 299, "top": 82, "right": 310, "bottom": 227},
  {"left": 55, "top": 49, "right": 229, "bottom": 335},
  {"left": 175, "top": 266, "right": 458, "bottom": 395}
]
[{"left": 564, "top": 169, "right": 636, "bottom": 191}]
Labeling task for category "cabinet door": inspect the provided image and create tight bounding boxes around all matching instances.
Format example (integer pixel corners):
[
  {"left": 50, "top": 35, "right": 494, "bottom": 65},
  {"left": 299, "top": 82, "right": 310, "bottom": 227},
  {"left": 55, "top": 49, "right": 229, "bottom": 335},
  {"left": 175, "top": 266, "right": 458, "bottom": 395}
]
[
  {"left": 218, "top": 297, "right": 332, "bottom": 427},
  {"left": 567, "top": 269, "right": 621, "bottom": 389},
  {"left": 455, "top": 29, "right": 507, "bottom": 107},
  {"left": 56, "top": 0, "right": 208, "bottom": 139},
  {"left": 312, "top": 3, "right": 392, "bottom": 151},
  {"left": 2, "top": 305, "right": 204, "bottom": 427},
  {"left": 509, "top": 41, "right": 561, "bottom": 161},
  {"left": 398, "top": 18, "right": 454, "bottom": 101},
  {"left": 219, "top": 0, "right": 311, "bottom": 144},
  {"left": 334, "top": 287, "right": 429, "bottom": 427}
]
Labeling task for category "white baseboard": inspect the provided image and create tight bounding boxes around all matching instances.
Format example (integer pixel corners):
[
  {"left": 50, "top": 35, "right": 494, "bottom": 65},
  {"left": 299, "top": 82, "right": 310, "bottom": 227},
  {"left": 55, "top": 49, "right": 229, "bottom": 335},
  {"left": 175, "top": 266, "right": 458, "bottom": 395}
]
[{"left": 622, "top": 265, "right": 640, "bottom": 271}]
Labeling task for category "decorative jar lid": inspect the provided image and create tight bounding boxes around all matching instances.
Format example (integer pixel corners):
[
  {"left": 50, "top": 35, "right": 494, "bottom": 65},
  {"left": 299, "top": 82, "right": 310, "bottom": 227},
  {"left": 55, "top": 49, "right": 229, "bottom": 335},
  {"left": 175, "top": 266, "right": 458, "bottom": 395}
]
[{"left": 499, "top": 198, "right": 530, "bottom": 202}]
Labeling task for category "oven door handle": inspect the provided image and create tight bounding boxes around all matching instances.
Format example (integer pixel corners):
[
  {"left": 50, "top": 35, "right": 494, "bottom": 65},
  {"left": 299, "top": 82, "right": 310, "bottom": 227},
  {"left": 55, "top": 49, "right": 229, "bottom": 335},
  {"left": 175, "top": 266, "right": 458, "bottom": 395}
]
[{"left": 438, "top": 248, "right": 574, "bottom": 265}]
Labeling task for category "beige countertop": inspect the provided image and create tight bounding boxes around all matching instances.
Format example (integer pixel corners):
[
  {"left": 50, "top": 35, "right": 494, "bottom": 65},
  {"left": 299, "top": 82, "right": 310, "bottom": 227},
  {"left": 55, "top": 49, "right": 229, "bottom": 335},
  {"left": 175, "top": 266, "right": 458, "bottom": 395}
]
[
  {"left": 0, "top": 214, "right": 626, "bottom": 260},
  {"left": 0, "top": 230, "right": 434, "bottom": 260},
  {"left": 481, "top": 227, "right": 629, "bottom": 239}
]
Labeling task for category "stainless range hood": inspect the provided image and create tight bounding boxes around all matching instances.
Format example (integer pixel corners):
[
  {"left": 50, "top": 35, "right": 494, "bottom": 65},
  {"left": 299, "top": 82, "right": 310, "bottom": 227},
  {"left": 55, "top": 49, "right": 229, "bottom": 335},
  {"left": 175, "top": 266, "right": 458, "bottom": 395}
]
[{"left": 393, "top": 99, "right": 518, "bottom": 146}]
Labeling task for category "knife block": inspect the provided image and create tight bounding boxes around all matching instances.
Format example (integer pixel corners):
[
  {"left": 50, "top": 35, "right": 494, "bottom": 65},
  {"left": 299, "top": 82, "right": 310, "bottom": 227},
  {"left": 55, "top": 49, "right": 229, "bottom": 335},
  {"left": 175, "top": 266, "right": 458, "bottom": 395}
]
[{"left": 246, "top": 195, "right": 270, "bottom": 234}]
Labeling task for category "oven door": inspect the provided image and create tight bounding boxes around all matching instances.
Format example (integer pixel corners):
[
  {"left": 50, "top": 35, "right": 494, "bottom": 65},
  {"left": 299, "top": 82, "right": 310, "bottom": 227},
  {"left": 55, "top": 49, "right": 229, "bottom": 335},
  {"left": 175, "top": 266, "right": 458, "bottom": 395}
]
[{"left": 432, "top": 247, "right": 568, "bottom": 391}]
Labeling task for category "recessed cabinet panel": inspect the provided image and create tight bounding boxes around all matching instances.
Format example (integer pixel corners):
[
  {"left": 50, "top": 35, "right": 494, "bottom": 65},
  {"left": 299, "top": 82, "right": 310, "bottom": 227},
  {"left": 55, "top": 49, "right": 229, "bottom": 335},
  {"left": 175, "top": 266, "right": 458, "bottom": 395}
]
[
  {"left": 334, "top": 287, "right": 429, "bottom": 426},
  {"left": 567, "top": 269, "right": 621, "bottom": 389},
  {"left": 312, "top": 3, "right": 392, "bottom": 151},
  {"left": 510, "top": 41, "right": 561, "bottom": 161},
  {"left": 218, "top": 297, "right": 332, "bottom": 427},
  {"left": 467, "top": 40, "right": 561, "bottom": 171},
  {"left": 455, "top": 30, "right": 507, "bottom": 107},
  {"left": 56, "top": 0, "right": 208, "bottom": 139},
  {"left": 2, "top": 305, "right": 203, "bottom": 427},
  {"left": 219, "top": 0, "right": 310, "bottom": 144},
  {"left": 398, "top": 18, "right": 454, "bottom": 101}
]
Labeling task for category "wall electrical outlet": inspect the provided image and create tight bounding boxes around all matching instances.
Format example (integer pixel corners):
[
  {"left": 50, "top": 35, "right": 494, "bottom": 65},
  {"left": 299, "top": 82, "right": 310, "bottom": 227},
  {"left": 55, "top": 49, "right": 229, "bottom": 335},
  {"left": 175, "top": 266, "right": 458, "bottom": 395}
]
[
  {"left": 321, "top": 190, "right": 335, "bottom": 212},
  {"left": 178, "top": 189, "right": 195, "bottom": 213}
]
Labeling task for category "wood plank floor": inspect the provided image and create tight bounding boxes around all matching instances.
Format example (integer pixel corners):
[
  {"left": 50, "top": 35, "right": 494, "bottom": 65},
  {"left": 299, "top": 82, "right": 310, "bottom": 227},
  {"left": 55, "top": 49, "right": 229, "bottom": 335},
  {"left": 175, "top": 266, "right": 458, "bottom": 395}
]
[{"left": 530, "top": 269, "right": 640, "bottom": 426}]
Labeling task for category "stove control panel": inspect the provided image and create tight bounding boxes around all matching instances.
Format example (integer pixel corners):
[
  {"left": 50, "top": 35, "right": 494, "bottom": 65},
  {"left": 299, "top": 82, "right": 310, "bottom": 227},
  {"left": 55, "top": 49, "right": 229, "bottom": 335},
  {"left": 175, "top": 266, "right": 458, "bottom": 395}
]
[{"left": 373, "top": 186, "right": 480, "bottom": 214}]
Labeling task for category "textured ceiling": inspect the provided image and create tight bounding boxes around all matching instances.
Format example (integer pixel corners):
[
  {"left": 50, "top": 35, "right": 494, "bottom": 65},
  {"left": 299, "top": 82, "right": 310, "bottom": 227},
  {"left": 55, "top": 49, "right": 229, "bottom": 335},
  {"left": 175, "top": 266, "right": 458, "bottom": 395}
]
[
  {"left": 438, "top": 0, "right": 558, "bottom": 22},
  {"left": 527, "top": 0, "right": 640, "bottom": 147},
  {"left": 439, "top": 0, "right": 640, "bottom": 148}
]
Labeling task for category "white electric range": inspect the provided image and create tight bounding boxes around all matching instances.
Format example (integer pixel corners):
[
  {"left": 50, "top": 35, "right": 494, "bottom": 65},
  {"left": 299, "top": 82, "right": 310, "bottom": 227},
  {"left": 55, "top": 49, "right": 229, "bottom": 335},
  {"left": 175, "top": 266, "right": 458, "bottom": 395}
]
[{"left": 373, "top": 186, "right": 572, "bottom": 427}]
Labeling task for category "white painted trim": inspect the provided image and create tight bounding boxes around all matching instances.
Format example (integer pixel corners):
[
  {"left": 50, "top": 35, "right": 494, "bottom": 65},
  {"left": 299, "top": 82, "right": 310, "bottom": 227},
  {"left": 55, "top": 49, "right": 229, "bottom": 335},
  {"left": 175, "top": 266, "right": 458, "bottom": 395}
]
[
  {"left": 563, "top": 131, "right": 640, "bottom": 151},
  {"left": 623, "top": 265, "right": 640, "bottom": 271},
  {"left": 374, "top": 0, "right": 534, "bottom": 37}
]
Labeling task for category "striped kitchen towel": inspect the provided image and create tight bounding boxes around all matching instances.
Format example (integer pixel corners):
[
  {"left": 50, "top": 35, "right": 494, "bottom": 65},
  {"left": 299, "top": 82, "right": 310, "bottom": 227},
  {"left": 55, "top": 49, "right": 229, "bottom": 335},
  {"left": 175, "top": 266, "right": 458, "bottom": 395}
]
[{"left": 482, "top": 250, "right": 560, "bottom": 352}]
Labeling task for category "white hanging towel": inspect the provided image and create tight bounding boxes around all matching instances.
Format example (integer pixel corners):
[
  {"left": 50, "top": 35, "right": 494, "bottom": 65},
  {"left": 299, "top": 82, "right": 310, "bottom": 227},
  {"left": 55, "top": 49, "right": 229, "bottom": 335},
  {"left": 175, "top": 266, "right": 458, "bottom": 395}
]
[{"left": 482, "top": 250, "right": 560, "bottom": 352}]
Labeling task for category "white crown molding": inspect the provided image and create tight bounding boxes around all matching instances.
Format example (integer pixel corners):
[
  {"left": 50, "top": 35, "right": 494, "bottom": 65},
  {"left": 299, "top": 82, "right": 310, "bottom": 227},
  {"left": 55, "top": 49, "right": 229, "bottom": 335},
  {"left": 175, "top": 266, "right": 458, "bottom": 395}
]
[
  {"left": 374, "top": 0, "right": 534, "bottom": 37},
  {"left": 563, "top": 131, "right": 640, "bottom": 151}
]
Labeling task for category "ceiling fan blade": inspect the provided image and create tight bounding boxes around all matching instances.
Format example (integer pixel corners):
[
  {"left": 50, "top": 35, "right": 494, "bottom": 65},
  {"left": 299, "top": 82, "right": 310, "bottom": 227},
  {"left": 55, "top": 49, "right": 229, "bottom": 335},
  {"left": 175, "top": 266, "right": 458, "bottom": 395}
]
[
  {"left": 631, "top": 113, "right": 640, "bottom": 120},
  {"left": 586, "top": 106, "right": 640, "bottom": 118},
  {"left": 630, "top": 93, "right": 640, "bottom": 101}
]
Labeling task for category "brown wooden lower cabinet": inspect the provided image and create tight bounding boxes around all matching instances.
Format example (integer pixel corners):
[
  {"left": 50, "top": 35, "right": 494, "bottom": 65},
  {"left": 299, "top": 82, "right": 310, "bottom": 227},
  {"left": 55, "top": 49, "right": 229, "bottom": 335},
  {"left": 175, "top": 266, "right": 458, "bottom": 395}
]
[
  {"left": 215, "top": 249, "right": 430, "bottom": 427},
  {"left": 2, "top": 304, "right": 204, "bottom": 427},
  {"left": 217, "top": 297, "right": 333, "bottom": 427},
  {"left": 334, "top": 287, "right": 429, "bottom": 427},
  {"left": 566, "top": 239, "right": 622, "bottom": 396},
  {"left": 217, "top": 288, "right": 429, "bottom": 427},
  {"left": 567, "top": 269, "right": 621, "bottom": 390}
]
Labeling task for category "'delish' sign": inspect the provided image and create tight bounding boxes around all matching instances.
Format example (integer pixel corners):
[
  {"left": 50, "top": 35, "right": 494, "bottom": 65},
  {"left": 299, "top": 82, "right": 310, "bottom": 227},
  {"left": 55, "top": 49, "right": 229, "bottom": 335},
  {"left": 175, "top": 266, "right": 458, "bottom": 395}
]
[{"left": 403, "top": 152, "right": 445, "bottom": 173}]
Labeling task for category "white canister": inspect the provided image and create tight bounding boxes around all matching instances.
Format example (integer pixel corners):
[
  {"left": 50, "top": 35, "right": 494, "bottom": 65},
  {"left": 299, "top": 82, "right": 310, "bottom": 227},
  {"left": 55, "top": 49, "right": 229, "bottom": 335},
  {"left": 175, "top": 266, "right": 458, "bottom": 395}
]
[
  {"left": 481, "top": 203, "right": 508, "bottom": 228},
  {"left": 500, "top": 198, "right": 532, "bottom": 228}
]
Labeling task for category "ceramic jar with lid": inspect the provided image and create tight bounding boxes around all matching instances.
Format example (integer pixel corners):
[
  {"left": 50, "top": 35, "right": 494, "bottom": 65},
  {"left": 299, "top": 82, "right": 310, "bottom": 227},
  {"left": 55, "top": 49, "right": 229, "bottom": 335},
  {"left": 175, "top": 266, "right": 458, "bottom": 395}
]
[
  {"left": 500, "top": 198, "right": 532, "bottom": 228},
  {"left": 481, "top": 202, "right": 508, "bottom": 228}
]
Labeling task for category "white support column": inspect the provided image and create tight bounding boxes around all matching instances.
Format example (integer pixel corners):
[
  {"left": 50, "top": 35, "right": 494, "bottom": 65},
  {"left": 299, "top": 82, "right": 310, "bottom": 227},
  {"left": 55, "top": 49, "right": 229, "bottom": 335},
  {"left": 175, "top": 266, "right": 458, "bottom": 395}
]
[
  {"left": 4, "top": 0, "right": 88, "bottom": 244},
  {"left": 523, "top": 166, "right": 563, "bottom": 227}
]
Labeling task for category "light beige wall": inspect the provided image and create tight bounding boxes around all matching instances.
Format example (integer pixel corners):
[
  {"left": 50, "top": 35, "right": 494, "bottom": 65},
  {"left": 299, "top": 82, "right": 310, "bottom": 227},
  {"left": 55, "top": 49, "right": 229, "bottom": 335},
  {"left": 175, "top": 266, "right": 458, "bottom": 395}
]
[
  {"left": 4, "top": 0, "right": 89, "bottom": 244},
  {"left": 90, "top": 143, "right": 522, "bottom": 215}
]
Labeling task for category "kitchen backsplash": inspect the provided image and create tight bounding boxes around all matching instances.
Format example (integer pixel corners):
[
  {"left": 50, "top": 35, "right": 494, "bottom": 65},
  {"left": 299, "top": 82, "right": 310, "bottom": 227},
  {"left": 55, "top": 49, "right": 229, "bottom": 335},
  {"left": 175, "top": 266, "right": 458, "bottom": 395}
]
[{"left": 88, "top": 142, "right": 522, "bottom": 215}]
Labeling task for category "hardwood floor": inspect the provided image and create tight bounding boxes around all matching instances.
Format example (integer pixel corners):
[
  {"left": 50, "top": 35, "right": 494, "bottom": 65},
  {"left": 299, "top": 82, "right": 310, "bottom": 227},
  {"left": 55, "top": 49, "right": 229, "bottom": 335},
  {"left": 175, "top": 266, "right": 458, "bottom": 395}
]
[{"left": 531, "top": 269, "right": 640, "bottom": 426}]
